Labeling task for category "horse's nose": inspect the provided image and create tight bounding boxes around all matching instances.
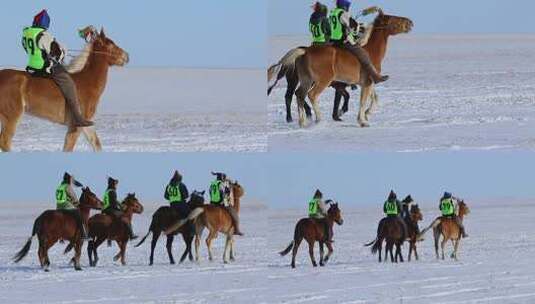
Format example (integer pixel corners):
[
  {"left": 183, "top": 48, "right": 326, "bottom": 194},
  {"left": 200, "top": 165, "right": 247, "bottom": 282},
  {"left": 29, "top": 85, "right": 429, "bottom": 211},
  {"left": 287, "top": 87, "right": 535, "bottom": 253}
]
[{"left": 125, "top": 52, "right": 130, "bottom": 64}]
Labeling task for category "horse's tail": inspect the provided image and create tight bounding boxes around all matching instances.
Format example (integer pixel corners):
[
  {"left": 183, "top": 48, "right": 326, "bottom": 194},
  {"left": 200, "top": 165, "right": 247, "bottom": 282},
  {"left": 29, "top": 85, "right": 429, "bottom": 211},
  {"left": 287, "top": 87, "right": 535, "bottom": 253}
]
[
  {"left": 164, "top": 207, "right": 204, "bottom": 235},
  {"left": 136, "top": 212, "right": 160, "bottom": 247},
  {"left": 364, "top": 238, "right": 377, "bottom": 247},
  {"left": 370, "top": 238, "right": 383, "bottom": 255},
  {"left": 135, "top": 230, "right": 152, "bottom": 247},
  {"left": 419, "top": 218, "right": 442, "bottom": 238},
  {"left": 14, "top": 214, "right": 43, "bottom": 263},
  {"left": 267, "top": 47, "right": 306, "bottom": 94},
  {"left": 279, "top": 241, "right": 295, "bottom": 256}
]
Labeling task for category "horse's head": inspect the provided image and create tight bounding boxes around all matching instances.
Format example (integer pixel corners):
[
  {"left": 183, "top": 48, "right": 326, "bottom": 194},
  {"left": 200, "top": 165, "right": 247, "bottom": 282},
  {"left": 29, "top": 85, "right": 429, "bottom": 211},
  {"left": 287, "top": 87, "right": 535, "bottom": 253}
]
[
  {"left": 458, "top": 200, "right": 470, "bottom": 216},
  {"left": 91, "top": 27, "right": 129, "bottom": 67},
  {"left": 123, "top": 193, "right": 144, "bottom": 214},
  {"left": 231, "top": 181, "right": 244, "bottom": 199},
  {"left": 410, "top": 204, "right": 423, "bottom": 222},
  {"left": 374, "top": 10, "right": 413, "bottom": 36},
  {"left": 80, "top": 187, "right": 103, "bottom": 210},
  {"left": 327, "top": 201, "right": 344, "bottom": 225},
  {"left": 189, "top": 190, "right": 206, "bottom": 207}
]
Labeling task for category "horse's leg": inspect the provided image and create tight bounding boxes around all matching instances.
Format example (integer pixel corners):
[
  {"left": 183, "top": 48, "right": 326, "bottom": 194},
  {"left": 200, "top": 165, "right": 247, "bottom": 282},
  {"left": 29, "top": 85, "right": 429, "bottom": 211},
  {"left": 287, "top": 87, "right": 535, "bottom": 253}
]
[
  {"left": 0, "top": 115, "right": 21, "bottom": 152},
  {"left": 38, "top": 238, "right": 46, "bottom": 269},
  {"left": 166, "top": 235, "right": 175, "bottom": 265},
  {"left": 295, "top": 79, "right": 313, "bottom": 128},
  {"left": 441, "top": 238, "right": 448, "bottom": 260},
  {"left": 119, "top": 240, "right": 127, "bottom": 265},
  {"left": 179, "top": 233, "right": 192, "bottom": 263},
  {"left": 223, "top": 234, "right": 231, "bottom": 264},
  {"left": 206, "top": 229, "right": 217, "bottom": 262},
  {"left": 453, "top": 239, "right": 460, "bottom": 261},
  {"left": 365, "top": 88, "right": 378, "bottom": 121},
  {"left": 341, "top": 88, "right": 350, "bottom": 114},
  {"left": 149, "top": 230, "right": 160, "bottom": 266},
  {"left": 291, "top": 237, "right": 303, "bottom": 269},
  {"left": 415, "top": 243, "right": 419, "bottom": 261},
  {"left": 333, "top": 88, "right": 343, "bottom": 121},
  {"left": 397, "top": 242, "right": 404, "bottom": 263},
  {"left": 319, "top": 242, "right": 325, "bottom": 266},
  {"left": 324, "top": 241, "right": 334, "bottom": 264},
  {"left": 87, "top": 240, "right": 94, "bottom": 266},
  {"left": 408, "top": 241, "right": 413, "bottom": 262},
  {"left": 307, "top": 240, "right": 317, "bottom": 267},
  {"left": 229, "top": 237, "right": 235, "bottom": 262},
  {"left": 285, "top": 71, "right": 299, "bottom": 123},
  {"left": 433, "top": 227, "right": 440, "bottom": 260},
  {"left": 92, "top": 237, "right": 106, "bottom": 267},
  {"left": 63, "top": 126, "right": 82, "bottom": 152},
  {"left": 357, "top": 84, "right": 373, "bottom": 127},
  {"left": 388, "top": 242, "right": 395, "bottom": 263},
  {"left": 73, "top": 239, "right": 82, "bottom": 271},
  {"left": 308, "top": 79, "right": 331, "bottom": 124},
  {"left": 82, "top": 127, "right": 102, "bottom": 152}
]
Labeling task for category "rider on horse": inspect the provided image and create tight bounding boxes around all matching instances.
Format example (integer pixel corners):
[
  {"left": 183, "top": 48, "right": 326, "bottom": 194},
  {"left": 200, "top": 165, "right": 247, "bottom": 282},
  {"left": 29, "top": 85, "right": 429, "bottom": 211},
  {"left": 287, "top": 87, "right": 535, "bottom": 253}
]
[
  {"left": 383, "top": 190, "right": 408, "bottom": 235},
  {"left": 102, "top": 177, "right": 137, "bottom": 240},
  {"left": 308, "top": 189, "right": 333, "bottom": 244},
  {"left": 209, "top": 172, "right": 243, "bottom": 236},
  {"left": 55, "top": 172, "right": 88, "bottom": 238},
  {"left": 401, "top": 195, "right": 421, "bottom": 237},
  {"left": 22, "top": 9, "right": 93, "bottom": 127},
  {"left": 309, "top": 2, "right": 331, "bottom": 45},
  {"left": 440, "top": 192, "right": 468, "bottom": 238},
  {"left": 328, "top": 0, "right": 388, "bottom": 83},
  {"left": 165, "top": 170, "right": 189, "bottom": 217}
]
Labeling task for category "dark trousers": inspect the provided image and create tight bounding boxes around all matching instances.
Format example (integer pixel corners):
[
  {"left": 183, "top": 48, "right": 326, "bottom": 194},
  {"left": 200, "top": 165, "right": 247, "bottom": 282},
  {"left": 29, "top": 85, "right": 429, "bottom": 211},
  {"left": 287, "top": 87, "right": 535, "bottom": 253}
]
[{"left": 50, "top": 65, "right": 85, "bottom": 123}]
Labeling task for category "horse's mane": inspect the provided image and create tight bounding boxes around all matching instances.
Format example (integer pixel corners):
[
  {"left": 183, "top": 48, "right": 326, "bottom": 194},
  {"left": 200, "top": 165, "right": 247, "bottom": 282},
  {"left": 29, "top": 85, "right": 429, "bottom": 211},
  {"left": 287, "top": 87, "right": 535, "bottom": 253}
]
[
  {"left": 358, "top": 23, "right": 374, "bottom": 47},
  {"left": 66, "top": 42, "right": 93, "bottom": 74}
]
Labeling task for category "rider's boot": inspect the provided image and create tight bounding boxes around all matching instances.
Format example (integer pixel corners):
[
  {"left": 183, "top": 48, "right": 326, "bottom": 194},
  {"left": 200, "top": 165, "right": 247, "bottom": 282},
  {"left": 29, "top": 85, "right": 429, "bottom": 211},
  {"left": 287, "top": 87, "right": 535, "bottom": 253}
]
[
  {"left": 227, "top": 207, "right": 243, "bottom": 236},
  {"left": 52, "top": 66, "right": 94, "bottom": 127},
  {"left": 126, "top": 222, "right": 138, "bottom": 240},
  {"left": 349, "top": 45, "right": 389, "bottom": 84}
]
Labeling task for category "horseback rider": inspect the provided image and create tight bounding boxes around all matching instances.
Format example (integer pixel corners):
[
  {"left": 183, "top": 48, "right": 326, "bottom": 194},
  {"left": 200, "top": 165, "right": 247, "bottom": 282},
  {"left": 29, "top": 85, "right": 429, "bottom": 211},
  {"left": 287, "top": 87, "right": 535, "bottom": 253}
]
[
  {"left": 102, "top": 177, "right": 137, "bottom": 240},
  {"left": 401, "top": 195, "right": 421, "bottom": 235},
  {"left": 22, "top": 9, "right": 93, "bottom": 127},
  {"left": 165, "top": 170, "right": 190, "bottom": 218},
  {"left": 383, "top": 190, "right": 408, "bottom": 235},
  {"left": 55, "top": 172, "right": 88, "bottom": 239},
  {"left": 309, "top": 2, "right": 331, "bottom": 45},
  {"left": 209, "top": 172, "right": 243, "bottom": 236},
  {"left": 328, "top": 0, "right": 388, "bottom": 84},
  {"left": 308, "top": 189, "right": 333, "bottom": 244},
  {"left": 440, "top": 192, "right": 468, "bottom": 238}
]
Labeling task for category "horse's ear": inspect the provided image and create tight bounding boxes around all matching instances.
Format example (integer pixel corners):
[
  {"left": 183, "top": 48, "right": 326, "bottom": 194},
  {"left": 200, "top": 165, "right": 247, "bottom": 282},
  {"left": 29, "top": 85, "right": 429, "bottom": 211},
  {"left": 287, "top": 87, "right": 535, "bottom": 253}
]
[
  {"left": 201, "top": 190, "right": 205, "bottom": 195},
  {"left": 100, "top": 27, "right": 106, "bottom": 38},
  {"left": 378, "top": 8, "right": 384, "bottom": 16}
]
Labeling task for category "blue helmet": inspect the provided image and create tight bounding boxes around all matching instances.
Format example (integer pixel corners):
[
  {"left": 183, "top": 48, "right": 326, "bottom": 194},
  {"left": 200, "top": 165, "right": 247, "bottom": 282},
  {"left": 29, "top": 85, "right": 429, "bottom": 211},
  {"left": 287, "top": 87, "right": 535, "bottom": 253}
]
[
  {"left": 336, "top": 0, "right": 351, "bottom": 10},
  {"left": 443, "top": 192, "right": 452, "bottom": 199},
  {"left": 33, "top": 9, "right": 50, "bottom": 29}
]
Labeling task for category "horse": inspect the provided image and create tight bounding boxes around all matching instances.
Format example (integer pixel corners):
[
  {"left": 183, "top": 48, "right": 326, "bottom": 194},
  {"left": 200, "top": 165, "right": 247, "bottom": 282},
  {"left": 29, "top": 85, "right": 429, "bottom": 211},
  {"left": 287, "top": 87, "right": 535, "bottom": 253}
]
[
  {"left": 135, "top": 190, "right": 206, "bottom": 265},
  {"left": 0, "top": 27, "right": 129, "bottom": 152},
  {"left": 86, "top": 193, "right": 144, "bottom": 266},
  {"left": 13, "top": 187, "right": 103, "bottom": 271},
  {"left": 267, "top": 10, "right": 413, "bottom": 127},
  {"left": 365, "top": 214, "right": 407, "bottom": 263},
  {"left": 279, "top": 202, "right": 344, "bottom": 268},
  {"left": 405, "top": 204, "right": 423, "bottom": 261},
  {"left": 420, "top": 200, "right": 470, "bottom": 260},
  {"left": 164, "top": 180, "right": 244, "bottom": 264}
]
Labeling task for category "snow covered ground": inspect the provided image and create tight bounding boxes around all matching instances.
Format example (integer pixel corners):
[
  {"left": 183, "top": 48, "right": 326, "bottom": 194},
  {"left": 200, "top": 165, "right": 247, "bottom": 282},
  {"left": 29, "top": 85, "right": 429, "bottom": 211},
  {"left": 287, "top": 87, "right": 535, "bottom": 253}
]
[
  {"left": 269, "top": 34, "right": 535, "bottom": 151},
  {"left": 7, "top": 68, "right": 267, "bottom": 152},
  {"left": 2, "top": 200, "right": 535, "bottom": 303}
]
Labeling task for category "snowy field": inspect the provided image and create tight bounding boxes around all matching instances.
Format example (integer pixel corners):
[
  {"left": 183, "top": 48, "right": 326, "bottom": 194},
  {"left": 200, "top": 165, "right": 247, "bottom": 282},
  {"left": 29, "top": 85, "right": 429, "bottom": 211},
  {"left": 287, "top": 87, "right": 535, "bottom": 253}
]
[
  {"left": 269, "top": 34, "right": 535, "bottom": 151},
  {"left": 6, "top": 68, "right": 267, "bottom": 152},
  {"left": 2, "top": 200, "right": 535, "bottom": 303}
]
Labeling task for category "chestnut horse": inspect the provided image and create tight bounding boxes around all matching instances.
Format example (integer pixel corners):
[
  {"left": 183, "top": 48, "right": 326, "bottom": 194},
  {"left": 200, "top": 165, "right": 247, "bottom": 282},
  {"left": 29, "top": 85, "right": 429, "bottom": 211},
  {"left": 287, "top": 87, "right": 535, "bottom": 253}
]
[
  {"left": 365, "top": 215, "right": 407, "bottom": 263},
  {"left": 279, "top": 202, "right": 344, "bottom": 268},
  {"left": 0, "top": 27, "right": 129, "bottom": 152},
  {"left": 135, "top": 190, "right": 206, "bottom": 265},
  {"left": 405, "top": 204, "right": 423, "bottom": 261},
  {"left": 165, "top": 181, "right": 244, "bottom": 264},
  {"left": 420, "top": 200, "right": 470, "bottom": 260},
  {"left": 267, "top": 11, "right": 413, "bottom": 127},
  {"left": 86, "top": 193, "right": 144, "bottom": 266},
  {"left": 13, "top": 187, "right": 102, "bottom": 271}
]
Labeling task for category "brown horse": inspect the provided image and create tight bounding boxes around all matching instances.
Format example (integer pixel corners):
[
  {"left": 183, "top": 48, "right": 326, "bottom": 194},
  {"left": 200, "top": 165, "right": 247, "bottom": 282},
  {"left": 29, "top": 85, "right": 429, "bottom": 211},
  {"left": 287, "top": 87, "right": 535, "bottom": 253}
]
[
  {"left": 406, "top": 204, "right": 423, "bottom": 261},
  {"left": 135, "top": 190, "right": 206, "bottom": 265},
  {"left": 268, "top": 10, "right": 413, "bottom": 127},
  {"left": 279, "top": 202, "right": 344, "bottom": 268},
  {"left": 13, "top": 187, "right": 103, "bottom": 271},
  {"left": 86, "top": 193, "right": 144, "bottom": 266},
  {"left": 0, "top": 27, "right": 129, "bottom": 152},
  {"left": 421, "top": 200, "right": 470, "bottom": 260},
  {"left": 365, "top": 215, "right": 407, "bottom": 263},
  {"left": 165, "top": 181, "right": 244, "bottom": 264}
]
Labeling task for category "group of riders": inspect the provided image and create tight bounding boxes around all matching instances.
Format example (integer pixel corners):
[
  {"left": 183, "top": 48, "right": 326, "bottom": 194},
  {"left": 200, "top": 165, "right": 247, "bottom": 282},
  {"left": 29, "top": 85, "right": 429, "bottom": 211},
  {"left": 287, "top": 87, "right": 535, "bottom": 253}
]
[
  {"left": 308, "top": 0, "right": 389, "bottom": 84},
  {"left": 308, "top": 189, "right": 468, "bottom": 244},
  {"left": 55, "top": 171, "right": 243, "bottom": 241}
]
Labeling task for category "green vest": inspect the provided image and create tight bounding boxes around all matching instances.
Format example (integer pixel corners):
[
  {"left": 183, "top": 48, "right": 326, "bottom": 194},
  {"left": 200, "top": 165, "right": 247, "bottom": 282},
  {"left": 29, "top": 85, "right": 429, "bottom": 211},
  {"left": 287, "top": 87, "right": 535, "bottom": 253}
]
[
  {"left": 22, "top": 27, "right": 46, "bottom": 70},
  {"left": 56, "top": 183, "right": 70, "bottom": 209},
  {"left": 210, "top": 180, "right": 222, "bottom": 204},
  {"left": 310, "top": 20, "right": 326, "bottom": 43},
  {"left": 308, "top": 198, "right": 319, "bottom": 216},
  {"left": 329, "top": 8, "right": 345, "bottom": 41},
  {"left": 103, "top": 189, "right": 112, "bottom": 210},
  {"left": 166, "top": 184, "right": 182, "bottom": 203},
  {"left": 385, "top": 200, "right": 398, "bottom": 215},
  {"left": 440, "top": 198, "right": 455, "bottom": 216}
]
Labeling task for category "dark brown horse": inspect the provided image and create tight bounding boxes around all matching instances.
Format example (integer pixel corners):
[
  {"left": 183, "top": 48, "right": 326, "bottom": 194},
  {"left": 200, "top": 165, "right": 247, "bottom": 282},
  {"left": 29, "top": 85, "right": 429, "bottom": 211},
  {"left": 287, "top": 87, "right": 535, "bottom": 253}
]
[
  {"left": 405, "top": 204, "right": 423, "bottom": 261},
  {"left": 86, "top": 193, "right": 144, "bottom": 266},
  {"left": 268, "top": 10, "right": 413, "bottom": 127},
  {"left": 135, "top": 190, "right": 205, "bottom": 265},
  {"left": 279, "top": 202, "right": 344, "bottom": 268},
  {"left": 365, "top": 215, "right": 407, "bottom": 263},
  {"left": 0, "top": 27, "right": 129, "bottom": 152},
  {"left": 13, "top": 187, "right": 102, "bottom": 271}
]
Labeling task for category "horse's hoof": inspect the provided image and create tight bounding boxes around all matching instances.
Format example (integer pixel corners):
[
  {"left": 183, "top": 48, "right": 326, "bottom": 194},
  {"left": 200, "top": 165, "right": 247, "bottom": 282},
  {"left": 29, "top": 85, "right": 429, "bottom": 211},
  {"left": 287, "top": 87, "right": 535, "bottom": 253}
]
[
  {"left": 291, "top": 264, "right": 296, "bottom": 269},
  {"left": 170, "top": 261, "right": 175, "bottom": 265},
  {"left": 230, "top": 257, "right": 235, "bottom": 262},
  {"left": 333, "top": 116, "right": 342, "bottom": 122},
  {"left": 359, "top": 122, "right": 370, "bottom": 128},
  {"left": 75, "top": 267, "right": 82, "bottom": 271},
  {"left": 286, "top": 117, "right": 293, "bottom": 123},
  {"left": 319, "top": 262, "right": 325, "bottom": 267}
]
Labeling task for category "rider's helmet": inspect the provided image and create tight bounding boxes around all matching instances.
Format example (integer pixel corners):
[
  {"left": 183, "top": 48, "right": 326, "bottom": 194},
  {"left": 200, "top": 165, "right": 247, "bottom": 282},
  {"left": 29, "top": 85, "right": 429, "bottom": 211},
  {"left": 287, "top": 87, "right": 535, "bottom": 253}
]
[
  {"left": 336, "top": 0, "right": 351, "bottom": 11},
  {"left": 443, "top": 192, "right": 452, "bottom": 199},
  {"left": 33, "top": 9, "right": 50, "bottom": 30},
  {"left": 313, "top": 189, "right": 323, "bottom": 199},
  {"left": 171, "top": 170, "right": 182, "bottom": 184},
  {"left": 212, "top": 172, "right": 226, "bottom": 181},
  {"left": 63, "top": 172, "right": 72, "bottom": 184},
  {"left": 107, "top": 176, "right": 119, "bottom": 189},
  {"left": 388, "top": 190, "right": 397, "bottom": 201}
]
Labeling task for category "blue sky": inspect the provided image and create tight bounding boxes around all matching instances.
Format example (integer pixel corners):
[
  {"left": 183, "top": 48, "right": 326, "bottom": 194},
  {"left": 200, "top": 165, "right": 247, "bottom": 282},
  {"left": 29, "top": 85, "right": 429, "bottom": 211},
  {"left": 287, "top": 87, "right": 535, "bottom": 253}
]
[
  {"left": 269, "top": 0, "right": 535, "bottom": 35},
  {"left": 0, "top": 1, "right": 266, "bottom": 68}
]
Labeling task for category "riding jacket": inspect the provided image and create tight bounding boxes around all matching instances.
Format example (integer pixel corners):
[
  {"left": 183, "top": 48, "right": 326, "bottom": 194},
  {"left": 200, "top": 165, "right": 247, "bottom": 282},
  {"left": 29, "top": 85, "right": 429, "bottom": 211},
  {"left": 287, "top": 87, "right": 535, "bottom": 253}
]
[
  {"left": 309, "top": 198, "right": 328, "bottom": 219},
  {"left": 55, "top": 182, "right": 78, "bottom": 210},
  {"left": 22, "top": 27, "right": 66, "bottom": 75}
]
